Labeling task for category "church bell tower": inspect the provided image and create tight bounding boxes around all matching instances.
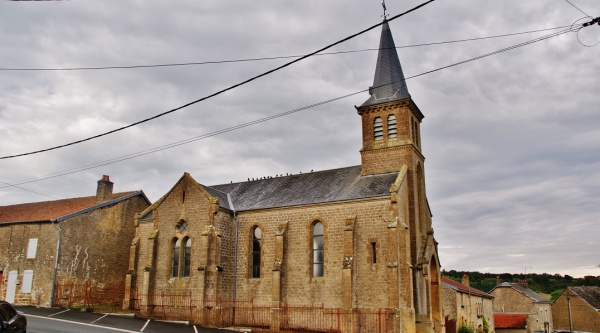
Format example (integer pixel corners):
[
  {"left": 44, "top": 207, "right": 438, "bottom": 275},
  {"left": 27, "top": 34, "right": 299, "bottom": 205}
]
[{"left": 356, "top": 19, "right": 424, "bottom": 176}]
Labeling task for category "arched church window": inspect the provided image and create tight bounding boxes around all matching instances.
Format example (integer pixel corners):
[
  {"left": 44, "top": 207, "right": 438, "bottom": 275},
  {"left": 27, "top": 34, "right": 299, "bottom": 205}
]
[
  {"left": 312, "top": 222, "right": 324, "bottom": 277},
  {"left": 183, "top": 237, "right": 191, "bottom": 277},
  {"left": 171, "top": 238, "right": 181, "bottom": 277},
  {"left": 387, "top": 114, "right": 397, "bottom": 138},
  {"left": 251, "top": 226, "right": 262, "bottom": 278},
  {"left": 373, "top": 117, "right": 383, "bottom": 140}
]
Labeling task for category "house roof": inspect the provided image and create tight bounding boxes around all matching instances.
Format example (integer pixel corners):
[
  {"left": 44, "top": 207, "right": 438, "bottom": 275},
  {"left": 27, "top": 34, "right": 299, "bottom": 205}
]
[
  {"left": 568, "top": 286, "right": 600, "bottom": 310},
  {"left": 494, "top": 313, "right": 527, "bottom": 329},
  {"left": 361, "top": 19, "right": 411, "bottom": 107},
  {"left": 0, "top": 191, "right": 147, "bottom": 224},
  {"left": 490, "top": 282, "right": 551, "bottom": 304},
  {"left": 206, "top": 165, "right": 399, "bottom": 211},
  {"left": 442, "top": 277, "right": 494, "bottom": 299}
]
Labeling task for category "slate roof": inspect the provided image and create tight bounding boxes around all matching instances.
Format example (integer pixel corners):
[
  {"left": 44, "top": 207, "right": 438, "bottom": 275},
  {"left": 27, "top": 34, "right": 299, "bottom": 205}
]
[
  {"left": 490, "top": 282, "right": 551, "bottom": 304},
  {"left": 569, "top": 286, "right": 600, "bottom": 310},
  {"left": 494, "top": 313, "right": 527, "bottom": 329},
  {"left": 361, "top": 19, "right": 411, "bottom": 107},
  {"left": 206, "top": 165, "right": 398, "bottom": 211},
  {"left": 0, "top": 191, "right": 147, "bottom": 224},
  {"left": 442, "top": 277, "right": 494, "bottom": 299}
]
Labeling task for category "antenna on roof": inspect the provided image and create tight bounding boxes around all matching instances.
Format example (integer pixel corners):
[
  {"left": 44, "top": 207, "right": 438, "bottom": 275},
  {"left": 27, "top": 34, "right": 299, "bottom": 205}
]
[{"left": 381, "top": 1, "right": 389, "bottom": 20}]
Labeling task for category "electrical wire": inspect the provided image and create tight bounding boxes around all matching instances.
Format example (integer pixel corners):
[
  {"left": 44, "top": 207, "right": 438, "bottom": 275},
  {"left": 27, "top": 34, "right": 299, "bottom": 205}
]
[
  {"left": 0, "top": 0, "right": 437, "bottom": 161},
  {"left": 563, "top": 0, "right": 592, "bottom": 18},
  {"left": 0, "top": 26, "right": 571, "bottom": 72},
  {"left": 0, "top": 181, "right": 60, "bottom": 200},
  {"left": 0, "top": 23, "right": 584, "bottom": 190}
]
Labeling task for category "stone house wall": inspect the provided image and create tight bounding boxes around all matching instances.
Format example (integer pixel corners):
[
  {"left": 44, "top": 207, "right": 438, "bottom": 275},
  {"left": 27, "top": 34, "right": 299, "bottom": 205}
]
[{"left": 552, "top": 291, "right": 600, "bottom": 332}]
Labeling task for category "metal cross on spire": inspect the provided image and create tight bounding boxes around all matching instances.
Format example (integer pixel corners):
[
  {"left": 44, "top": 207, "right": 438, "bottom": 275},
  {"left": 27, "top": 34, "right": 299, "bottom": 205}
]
[{"left": 382, "top": 1, "right": 389, "bottom": 19}]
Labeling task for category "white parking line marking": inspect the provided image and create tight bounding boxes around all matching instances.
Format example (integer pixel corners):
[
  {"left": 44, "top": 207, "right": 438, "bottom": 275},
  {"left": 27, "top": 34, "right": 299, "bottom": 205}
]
[
  {"left": 48, "top": 308, "right": 70, "bottom": 317},
  {"left": 91, "top": 313, "right": 109, "bottom": 324},
  {"left": 193, "top": 324, "right": 199, "bottom": 333},
  {"left": 140, "top": 319, "right": 150, "bottom": 332},
  {"left": 26, "top": 314, "right": 140, "bottom": 333}
]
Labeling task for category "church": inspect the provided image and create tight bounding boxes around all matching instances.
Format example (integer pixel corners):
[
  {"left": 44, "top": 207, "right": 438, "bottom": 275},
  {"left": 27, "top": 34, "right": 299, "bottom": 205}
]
[{"left": 124, "top": 19, "right": 443, "bottom": 333}]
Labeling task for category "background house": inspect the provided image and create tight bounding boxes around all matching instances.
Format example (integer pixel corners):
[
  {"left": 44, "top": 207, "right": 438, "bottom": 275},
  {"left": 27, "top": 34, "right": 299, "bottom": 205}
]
[
  {"left": 0, "top": 175, "right": 149, "bottom": 307},
  {"left": 552, "top": 286, "right": 600, "bottom": 332},
  {"left": 494, "top": 313, "right": 528, "bottom": 333},
  {"left": 442, "top": 274, "right": 494, "bottom": 333},
  {"left": 490, "top": 281, "right": 552, "bottom": 333}
]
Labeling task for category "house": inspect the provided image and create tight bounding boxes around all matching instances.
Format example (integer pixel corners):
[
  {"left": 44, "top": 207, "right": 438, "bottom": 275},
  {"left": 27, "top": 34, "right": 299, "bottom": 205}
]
[
  {"left": 442, "top": 274, "right": 494, "bottom": 333},
  {"left": 0, "top": 175, "right": 150, "bottom": 307},
  {"left": 490, "top": 281, "right": 553, "bottom": 333},
  {"left": 124, "top": 19, "right": 443, "bottom": 333},
  {"left": 494, "top": 313, "right": 528, "bottom": 333},
  {"left": 552, "top": 286, "right": 600, "bottom": 333}
]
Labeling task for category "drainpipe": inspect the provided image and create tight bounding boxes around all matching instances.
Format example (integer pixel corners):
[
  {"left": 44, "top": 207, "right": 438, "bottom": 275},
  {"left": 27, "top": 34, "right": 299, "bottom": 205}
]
[
  {"left": 228, "top": 193, "right": 239, "bottom": 322},
  {"left": 50, "top": 220, "right": 61, "bottom": 307}
]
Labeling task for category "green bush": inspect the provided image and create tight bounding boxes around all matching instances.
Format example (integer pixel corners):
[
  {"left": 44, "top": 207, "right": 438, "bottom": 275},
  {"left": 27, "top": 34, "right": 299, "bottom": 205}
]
[{"left": 458, "top": 323, "right": 475, "bottom": 333}]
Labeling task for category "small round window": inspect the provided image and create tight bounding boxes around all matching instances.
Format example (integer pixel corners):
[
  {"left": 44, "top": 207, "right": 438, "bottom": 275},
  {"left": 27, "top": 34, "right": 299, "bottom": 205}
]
[{"left": 176, "top": 220, "right": 188, "bottom": 233}]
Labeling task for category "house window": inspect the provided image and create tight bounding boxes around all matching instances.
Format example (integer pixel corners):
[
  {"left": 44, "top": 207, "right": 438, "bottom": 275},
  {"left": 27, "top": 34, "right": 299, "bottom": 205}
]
[
  {"left": 251, "top": 226, "right": 262, "bottom": 278},
  {"left": 171, "top": 238, "right": 181, "bottom": 277},
  {"left": 183, "top": 238, "right": 191, "bottom": 277},
  {"left": 387, "top": 115, "right": 397, "bottom": 138},
  {"left": 21, "top": 270, "right": 33, "bottom": 293},
  {"left": 312, "top": 222, "right": 324, "bottom": 277},
  {"left": 373, "top": 117, "right": 383, "bottom": 140},
  {"left": 27, "top": 238, "right": 38, "bottom": 259}
]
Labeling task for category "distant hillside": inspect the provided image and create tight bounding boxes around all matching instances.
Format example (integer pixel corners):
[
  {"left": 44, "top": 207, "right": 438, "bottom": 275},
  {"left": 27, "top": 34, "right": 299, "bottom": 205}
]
[{"left": 442, "top": 270, "right": 600, "bottom": 301}]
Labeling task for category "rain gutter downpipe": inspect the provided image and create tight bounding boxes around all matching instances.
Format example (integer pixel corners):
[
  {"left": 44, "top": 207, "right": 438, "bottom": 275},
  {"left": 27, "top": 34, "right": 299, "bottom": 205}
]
[
  {"left": 228, "top": 193, "right": 239, "bottom": 320},
  {"left": 50, "top": 219, "right": 61, "bottom": 307}
]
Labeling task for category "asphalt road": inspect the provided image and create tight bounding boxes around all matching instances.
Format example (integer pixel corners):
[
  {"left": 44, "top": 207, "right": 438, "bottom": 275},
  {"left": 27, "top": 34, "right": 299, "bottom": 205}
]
[{"left": 17, "top": 306, "right": 239, "bottom": 333}]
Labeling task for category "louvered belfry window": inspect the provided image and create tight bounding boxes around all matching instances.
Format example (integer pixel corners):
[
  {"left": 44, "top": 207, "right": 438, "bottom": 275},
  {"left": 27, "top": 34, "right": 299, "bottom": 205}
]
[
  {"left": 387, "top": 114, "right": 397, "bottom": 138},
  {"left": 374, "top": 117, "right": 383, "bottom": 140}
]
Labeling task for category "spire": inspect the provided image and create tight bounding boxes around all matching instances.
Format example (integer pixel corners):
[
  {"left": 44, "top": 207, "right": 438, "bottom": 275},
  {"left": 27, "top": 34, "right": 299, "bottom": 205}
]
[{"left": 361, "top": 20, "right": 410, "bottom": 107}]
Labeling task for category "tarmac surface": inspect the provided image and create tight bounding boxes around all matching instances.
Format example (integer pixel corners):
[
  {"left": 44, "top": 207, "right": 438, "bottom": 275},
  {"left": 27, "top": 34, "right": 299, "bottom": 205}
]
[{"left": 16, "top": 306, "right": 241, "bottom": 333}]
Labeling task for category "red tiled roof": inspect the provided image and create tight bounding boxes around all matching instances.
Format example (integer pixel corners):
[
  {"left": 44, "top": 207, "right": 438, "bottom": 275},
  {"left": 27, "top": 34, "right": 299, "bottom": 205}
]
[
  {"left": 442, "top": 277, "right": 494, "bottom": 299},
  {"left": 494, "top": 313, "right": 527, "bottom": 329},
  {"left": 0, "top": 192, "right": 136, "bottom": 223}
]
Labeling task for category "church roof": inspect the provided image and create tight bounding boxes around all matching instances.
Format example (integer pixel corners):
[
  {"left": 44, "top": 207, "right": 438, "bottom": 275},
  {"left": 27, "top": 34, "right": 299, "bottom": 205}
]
[
  {"left": 361, "top": 20, "right": 410, "bottom": 107},
  {"left": 205, "top": 165, "right": 398, "bottom": 211}
]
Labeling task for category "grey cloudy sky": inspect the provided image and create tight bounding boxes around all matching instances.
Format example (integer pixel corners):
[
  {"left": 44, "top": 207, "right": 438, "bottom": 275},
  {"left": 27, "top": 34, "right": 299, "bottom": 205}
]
[{"left": 1, "top": 0, "right": 599, "bottom": 278}]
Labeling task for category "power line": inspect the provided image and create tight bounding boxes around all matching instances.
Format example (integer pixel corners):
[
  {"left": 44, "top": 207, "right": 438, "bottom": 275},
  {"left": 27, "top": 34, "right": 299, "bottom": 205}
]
[
  {"left": 0, "top": 26, "right": 571, "bottom": 72},
  {"left": 0, "top": 0, "right": 437, "bottom": 161},
  {"left": 563, "top": 0, "right": 592, "bottom": 18},
  {"left": 0, "top": 23, "right": 583, "bottom": 191},
  {"left": 0, "top": 181, "right": 60, "bottom": 200}
]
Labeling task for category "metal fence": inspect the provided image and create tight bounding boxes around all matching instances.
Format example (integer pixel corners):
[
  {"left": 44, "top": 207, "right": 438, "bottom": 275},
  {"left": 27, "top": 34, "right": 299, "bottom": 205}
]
[
  {"left": 127, "top": 290, "right": 391, "bottom": 332},
  {"left": 53, "top": 282, "right": 124, "bottom": 312}
]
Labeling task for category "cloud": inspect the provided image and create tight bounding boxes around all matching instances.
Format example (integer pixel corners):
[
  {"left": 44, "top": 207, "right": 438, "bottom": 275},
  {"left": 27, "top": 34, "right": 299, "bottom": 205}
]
[{"left": 1, "top": 0, "right": 599, "bottom": 278}]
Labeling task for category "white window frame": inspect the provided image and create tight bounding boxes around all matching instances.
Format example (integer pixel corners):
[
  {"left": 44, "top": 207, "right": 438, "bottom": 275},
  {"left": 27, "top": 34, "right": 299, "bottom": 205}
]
[
  {"left": 21, "top": 270, "right": 34, "bottom": 293},
  {"left": 26, "top": 238, "right": 38, "bottom": 259}
]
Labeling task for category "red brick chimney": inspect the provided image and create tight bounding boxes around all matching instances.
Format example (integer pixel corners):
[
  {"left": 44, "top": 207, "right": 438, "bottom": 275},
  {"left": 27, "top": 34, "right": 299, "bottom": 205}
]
[
  {"left": 518, "top": 279, "right": 528, "bottom": 288},
  {"left": 96, "top": 175, "right": 114, "bottom": 203},
  {"left": 462, "top": 273, "right": 470, "bottom": 287}
]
